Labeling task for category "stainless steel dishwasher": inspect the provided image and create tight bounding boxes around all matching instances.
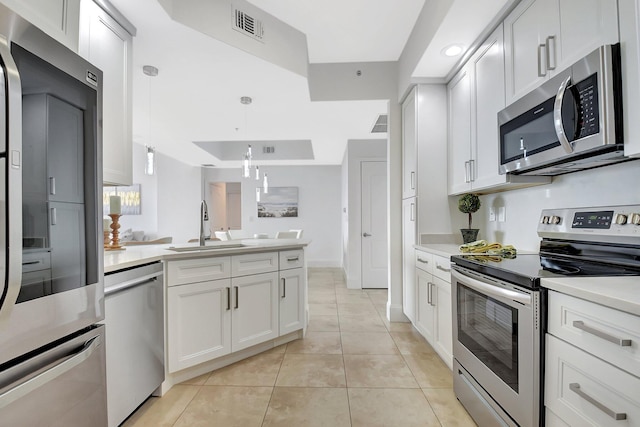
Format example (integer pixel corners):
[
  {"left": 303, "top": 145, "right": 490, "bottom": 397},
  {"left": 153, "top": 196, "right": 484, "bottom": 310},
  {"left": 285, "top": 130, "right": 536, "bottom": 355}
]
[{"left": 104, "top": 262, "right": 164, "bottom": 427}]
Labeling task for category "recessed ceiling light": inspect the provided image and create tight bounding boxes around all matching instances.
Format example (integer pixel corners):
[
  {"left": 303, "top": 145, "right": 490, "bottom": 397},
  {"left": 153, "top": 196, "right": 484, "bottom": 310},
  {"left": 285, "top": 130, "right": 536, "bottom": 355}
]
[{"left": 442, "top": 44, "right": 464, "bottom": 57}]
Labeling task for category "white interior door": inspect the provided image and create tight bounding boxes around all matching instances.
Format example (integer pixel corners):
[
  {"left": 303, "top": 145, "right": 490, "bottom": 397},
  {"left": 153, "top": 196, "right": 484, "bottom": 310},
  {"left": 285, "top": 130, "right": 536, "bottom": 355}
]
[
  {"left": 226, "top": 193, "right": 242, "bottom": 230},
  {"left": 361, "top": 161, "right": 388, "bottom": 288},
  {"left": 209, "top": 183, "right": 227, "bottom": 231}
]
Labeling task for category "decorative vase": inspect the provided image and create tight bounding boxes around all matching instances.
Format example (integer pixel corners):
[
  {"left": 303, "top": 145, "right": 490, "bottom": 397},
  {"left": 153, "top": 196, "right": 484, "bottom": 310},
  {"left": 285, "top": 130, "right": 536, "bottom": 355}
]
[{"left": 460, "top": 229, "right": 479, "bottom": 244}]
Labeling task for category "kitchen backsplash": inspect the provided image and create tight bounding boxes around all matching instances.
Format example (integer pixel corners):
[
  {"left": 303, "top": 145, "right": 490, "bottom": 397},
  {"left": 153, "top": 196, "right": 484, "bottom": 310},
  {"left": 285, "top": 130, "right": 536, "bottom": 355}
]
[{"left": 480, "top": 160, "right": 640, "bottom": 251}]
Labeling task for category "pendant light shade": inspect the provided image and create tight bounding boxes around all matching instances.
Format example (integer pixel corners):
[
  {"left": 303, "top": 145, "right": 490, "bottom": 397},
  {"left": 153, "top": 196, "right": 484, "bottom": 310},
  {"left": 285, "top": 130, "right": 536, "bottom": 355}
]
[
  {"left": 263, "top": 173, "right": 269, "bottom": 193},
  {"left": 145, "top": 146, "right": 155, "bottom": 175}
]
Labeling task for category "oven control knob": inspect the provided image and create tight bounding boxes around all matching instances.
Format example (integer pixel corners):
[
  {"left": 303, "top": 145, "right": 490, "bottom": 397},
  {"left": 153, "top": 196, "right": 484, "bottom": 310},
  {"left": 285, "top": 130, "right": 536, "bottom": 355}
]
[
  {"left": 550, "top": 215, "right": 561, "bottom": 225},
  {"left": 541, "top": 216, "right": 549, "bottom": 224},
  {"left": 615, "top": 214, "right": 628, "bottom": 225},
  {"left": 630, "top": 213, "right": 640, "bottom": 225}
]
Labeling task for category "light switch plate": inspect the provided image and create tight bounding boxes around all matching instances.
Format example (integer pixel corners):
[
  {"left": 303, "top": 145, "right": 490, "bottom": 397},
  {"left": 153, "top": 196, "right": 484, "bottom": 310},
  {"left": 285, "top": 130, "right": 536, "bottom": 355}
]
[
  {"left": 489, "top": 207, "right": 496, "bottom": 222},
  {"left": 498, "top": 207, "right": 506, "bottom": 222}
]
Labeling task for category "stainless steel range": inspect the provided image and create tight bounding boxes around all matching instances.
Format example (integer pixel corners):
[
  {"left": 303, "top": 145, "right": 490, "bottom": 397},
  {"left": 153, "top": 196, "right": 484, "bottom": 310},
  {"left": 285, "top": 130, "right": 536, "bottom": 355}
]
[{"left": 451, "top": 204, "right": 640, "bottom": 427}]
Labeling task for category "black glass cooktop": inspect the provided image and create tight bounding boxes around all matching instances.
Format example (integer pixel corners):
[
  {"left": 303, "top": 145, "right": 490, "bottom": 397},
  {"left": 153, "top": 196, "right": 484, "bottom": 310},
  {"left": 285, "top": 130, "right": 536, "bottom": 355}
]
[{"left": 451, "top": 252, "right": 640, "bottom": 289}]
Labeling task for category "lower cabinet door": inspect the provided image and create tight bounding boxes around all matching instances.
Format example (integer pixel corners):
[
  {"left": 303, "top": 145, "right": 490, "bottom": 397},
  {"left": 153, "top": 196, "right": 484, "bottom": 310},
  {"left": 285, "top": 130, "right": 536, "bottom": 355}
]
[
  {"left": 167, "top": 279, "right": 231, "bottom": 372},
  {"left": 231, "top": 272, "right": 279, "bottom": 352},
  {"left": 434, "top": 276, "right": 453, "bottom": 369},
  {"left": 279, "top": 268, "right": 305, "bottom": 335},
  {"left": 416, "top": 269, "right": 436, "bottom": 344}
]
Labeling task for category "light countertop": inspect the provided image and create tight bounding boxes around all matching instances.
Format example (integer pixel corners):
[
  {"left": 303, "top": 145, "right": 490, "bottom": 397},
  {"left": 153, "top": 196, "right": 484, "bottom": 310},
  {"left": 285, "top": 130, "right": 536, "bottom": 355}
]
[
  {"left": 541, "top": 276, "right": 640, "bottom": 316},
  {"left": 104, "top": 239, "right": 309, "bottom": 273},
  {"left": 414, "top": 243, "right": 463, "bottom": 258}
]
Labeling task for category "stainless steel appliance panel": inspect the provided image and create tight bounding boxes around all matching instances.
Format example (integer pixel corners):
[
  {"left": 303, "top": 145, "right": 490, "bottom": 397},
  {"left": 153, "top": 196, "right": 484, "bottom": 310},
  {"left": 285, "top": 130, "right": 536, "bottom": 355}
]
[
  {"left": 104, "top": 262, "right": 164, "bottom": 427},
  {"left": 0, "top": 325, "right": 107, "bottom": 427},
  {"left": 452, "top": 267, "right": 540, "bottom": 427}
]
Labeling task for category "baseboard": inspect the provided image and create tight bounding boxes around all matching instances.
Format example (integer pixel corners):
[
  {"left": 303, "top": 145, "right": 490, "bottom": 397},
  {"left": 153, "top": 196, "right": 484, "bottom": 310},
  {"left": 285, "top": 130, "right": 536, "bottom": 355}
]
[{"left": 387, "top": 301, "right": 409, "bottom": 322}]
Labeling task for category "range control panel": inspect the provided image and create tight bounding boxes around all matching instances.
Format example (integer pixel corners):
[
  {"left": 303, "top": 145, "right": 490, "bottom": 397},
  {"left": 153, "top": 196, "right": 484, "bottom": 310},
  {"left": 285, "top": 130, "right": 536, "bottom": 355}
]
[{"left": 538, "top": 205, "right": 640, "bottom": 244}]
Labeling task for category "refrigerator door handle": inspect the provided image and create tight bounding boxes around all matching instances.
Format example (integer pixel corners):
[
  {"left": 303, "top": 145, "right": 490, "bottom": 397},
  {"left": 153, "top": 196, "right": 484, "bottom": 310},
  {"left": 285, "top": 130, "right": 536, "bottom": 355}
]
[{"left": 0, "top": 334, "right": 101, "bottom": 409}]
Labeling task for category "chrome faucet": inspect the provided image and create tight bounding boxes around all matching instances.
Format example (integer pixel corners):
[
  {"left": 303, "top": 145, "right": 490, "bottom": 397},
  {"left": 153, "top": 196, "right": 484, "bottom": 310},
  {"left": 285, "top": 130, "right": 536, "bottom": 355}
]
[{"left": 199, "top": 200, "right": 209, "bottom": 246}]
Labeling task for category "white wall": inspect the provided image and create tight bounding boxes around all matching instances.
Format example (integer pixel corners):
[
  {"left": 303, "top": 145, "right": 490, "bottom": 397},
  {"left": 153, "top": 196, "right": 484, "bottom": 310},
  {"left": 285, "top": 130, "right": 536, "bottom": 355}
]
[
  {"left": 115, "top": 142, "right": 202, "bottom": 244},
  {"left": 479, "top": 161, "right": 640, "bottom": 251},
  {"left": 203, "top": 165, "right": 342, "bottom": 267},
  {"left": 342, "top": 139, "right": 387, "bottom": 288}
]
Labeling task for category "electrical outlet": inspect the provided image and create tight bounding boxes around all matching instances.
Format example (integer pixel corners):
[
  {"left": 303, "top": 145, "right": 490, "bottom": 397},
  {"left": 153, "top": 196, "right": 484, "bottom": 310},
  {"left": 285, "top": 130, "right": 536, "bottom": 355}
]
[
  {"left": 498, "top": 207, "right": 506, "bottom": 222},
  {"left": 489, "top": 207, "right": 496, "bottom": 222}
]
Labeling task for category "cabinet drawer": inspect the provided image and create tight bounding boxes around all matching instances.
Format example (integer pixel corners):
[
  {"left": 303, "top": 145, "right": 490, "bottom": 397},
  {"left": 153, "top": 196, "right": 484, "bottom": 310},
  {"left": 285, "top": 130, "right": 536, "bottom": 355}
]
[
  {"left": 167, "top": 257, "right": 231, "bottom": 286},
  {"left": 432, "top": 255, "right": 452, "bottom": 281},
  {"left": 279, "top": 249, "right": 304, "bottom": 270},
  {"left": 545, "top": 334, "right": 640, "bottom": 427},
  {"left": 231, "top": 252, "right": 278, "bottom": 277},
  {"left": 548, "top": 291, "right": 640, "bottom": 377},
  {"left": 415, "top": 250, "right": 433, "bottom": 273},
  {"left": 22, "top": 251, "right": 51, "bottom": 273}
]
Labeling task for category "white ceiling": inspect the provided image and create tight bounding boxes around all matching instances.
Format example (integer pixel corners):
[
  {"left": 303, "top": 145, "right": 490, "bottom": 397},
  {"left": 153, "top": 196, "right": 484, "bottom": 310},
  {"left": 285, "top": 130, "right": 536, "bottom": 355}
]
[{"left": 108, "top": 0, "right": 509, "bottom": 168}]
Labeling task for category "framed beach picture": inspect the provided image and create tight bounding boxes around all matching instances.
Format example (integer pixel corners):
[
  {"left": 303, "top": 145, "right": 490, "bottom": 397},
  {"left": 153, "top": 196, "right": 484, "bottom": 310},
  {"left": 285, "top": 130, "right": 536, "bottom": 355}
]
[{"left": 257, "top": 187, "right": 298, "bottom": 218}]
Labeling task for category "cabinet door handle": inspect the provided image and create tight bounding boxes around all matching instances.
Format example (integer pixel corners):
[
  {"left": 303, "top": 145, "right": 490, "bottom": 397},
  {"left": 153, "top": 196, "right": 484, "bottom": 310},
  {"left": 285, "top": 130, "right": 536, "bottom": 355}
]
[
  {"left": 281, "top": 278, "right": 286, "bottom": 298},
  {"left": 430, "top": 282, "right": 436, "bottom": 306},
  {"left": 569, "top": 383, "right": 627, "bottom": 421},
  {"left": 410, "top": 171, "right": 416, "bottom": 190},
  {"left": 226, "top": 287, "right": 231, "bottom": 310},
  {"left": 572, "top": 320, "right": 632, "bottom": 347},
  {"left": 464, "top": 161, "right": 470, "bottom": 183},
  {"left": 417, "top": 258, "right": 429, "bottom": 264},
  {"left": 546, "top": 35, "right": 556, "bottom": 70},
  {"left": 469, "top": 159, "right": 475, "bottom": 182},
  {"left": 410, "top": 203, "right": 415, "bottom": 222},
  {"left": 49, "top": 177, "right": 56, "bottom": 195},
  {"left": 234, "top": 286, "right": 239, "bottom": 309},
  {"left": 436, "top": 264, "right": 451, "bottom": 273},
  {"left": 50, "top": 208, "right": 57, "bottom": 226},
  {"left": 538, "top": 44, "right": 547, "bottom": 77},
  {"left": 427, "top": 282, "right": 433, "bottom": 305},
  {"left": 287, "top": 256, "right": 299, "bottom": 262}
]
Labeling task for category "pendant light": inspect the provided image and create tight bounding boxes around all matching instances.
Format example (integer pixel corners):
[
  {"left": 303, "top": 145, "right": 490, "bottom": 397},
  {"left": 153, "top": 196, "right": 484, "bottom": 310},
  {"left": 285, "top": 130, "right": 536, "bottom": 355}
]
[
  {"left": 263, "top": 173, "right": 269, "bottom": 193},
  {"left": 144, "top": 145, "right": 155, "bottom": 175}
]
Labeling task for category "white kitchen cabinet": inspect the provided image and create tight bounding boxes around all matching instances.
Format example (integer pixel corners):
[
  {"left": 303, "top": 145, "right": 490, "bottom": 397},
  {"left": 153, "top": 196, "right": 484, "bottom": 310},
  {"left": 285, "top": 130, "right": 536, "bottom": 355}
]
[
  {"left": 414, "top": 249, "right": 453, "bottom": 370},
  {"left": 167, "top": 278, "right": 232, "bottom": 373},
  {"left": 545, "top": 290, "right": 640, "bottom": 426},
  {"left": 279, "top": 267, "right": 305, "bottom": 335},
  {"left": 402, "top": 87, "right": 418, "bottom": 199},
  {"left": 402, "top": 197, "right": 417, "bottom": 323},
  {"left": 619, "top": 0, "right": 640, "bottom": 158},
  {"left": 0, "top": 0, "right": 80, "bottom": 51},
  {"left": 448, "top": 24, "right": 550, "bottom": 195},
  {"left": 504, "top": 0, "right": 618, "bottom": 104},
  {"left": 79, "top": 0, "right": 133, "bottom": 186},
  {"left": 447, "top": 65, "right": 473, "bottom": 195},
  {"left": 231, "top": 272, "right": 279, "bottom": 352}
]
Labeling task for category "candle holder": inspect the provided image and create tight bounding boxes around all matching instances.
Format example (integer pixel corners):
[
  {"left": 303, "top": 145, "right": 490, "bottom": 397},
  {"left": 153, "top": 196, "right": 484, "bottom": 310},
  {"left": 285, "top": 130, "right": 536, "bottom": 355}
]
[
  {"left": 106, "top": 214, "right": 125, "bottom": 250},
  {"left": 103, "top": 230, "right": 111, "bottom": 248}
]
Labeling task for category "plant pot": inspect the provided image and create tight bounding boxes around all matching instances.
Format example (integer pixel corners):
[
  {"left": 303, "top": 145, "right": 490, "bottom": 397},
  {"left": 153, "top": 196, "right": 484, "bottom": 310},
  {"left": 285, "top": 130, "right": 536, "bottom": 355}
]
[{"left": 460, "top": 229, "right": 479, "bottom": 244}]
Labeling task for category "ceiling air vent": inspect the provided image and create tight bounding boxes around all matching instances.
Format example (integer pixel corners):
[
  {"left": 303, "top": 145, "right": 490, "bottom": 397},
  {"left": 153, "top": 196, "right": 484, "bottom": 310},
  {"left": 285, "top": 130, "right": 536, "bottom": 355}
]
[
  {"left": 371, "top": 114, "right": 388, "bottom": 133},
  {"left": 263, "top": 146, "right": 275, "bottom": 154},
  {"left": 232, "top": 8, "right": 264, "bottom": 42}
]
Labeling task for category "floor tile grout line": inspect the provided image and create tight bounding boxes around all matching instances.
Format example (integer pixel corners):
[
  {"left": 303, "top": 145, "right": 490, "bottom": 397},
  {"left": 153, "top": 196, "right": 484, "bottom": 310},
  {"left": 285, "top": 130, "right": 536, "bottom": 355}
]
[{"left": 170, "top": 383, "right": 204, "bottom": 427}]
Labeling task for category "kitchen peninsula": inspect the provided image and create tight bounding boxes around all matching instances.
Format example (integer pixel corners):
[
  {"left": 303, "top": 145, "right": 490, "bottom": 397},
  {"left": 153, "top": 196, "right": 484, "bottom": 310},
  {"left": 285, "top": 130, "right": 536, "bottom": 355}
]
[{"left": 104, "top": 238, "right": 309, "bottom": 395}]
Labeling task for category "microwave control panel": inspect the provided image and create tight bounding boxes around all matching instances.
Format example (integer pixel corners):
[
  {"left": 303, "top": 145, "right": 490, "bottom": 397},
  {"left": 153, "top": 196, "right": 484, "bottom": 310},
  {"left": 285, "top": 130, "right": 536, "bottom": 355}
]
[{"left": 573, "top": 73, "right": 600, "bottom": 139}]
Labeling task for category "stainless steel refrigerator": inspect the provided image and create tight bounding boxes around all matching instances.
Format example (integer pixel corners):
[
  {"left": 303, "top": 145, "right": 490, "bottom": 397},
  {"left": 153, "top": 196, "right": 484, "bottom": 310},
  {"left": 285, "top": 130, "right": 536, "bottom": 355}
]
[{"left": 0, "top": 4, "right": 106, "bottom": 425}]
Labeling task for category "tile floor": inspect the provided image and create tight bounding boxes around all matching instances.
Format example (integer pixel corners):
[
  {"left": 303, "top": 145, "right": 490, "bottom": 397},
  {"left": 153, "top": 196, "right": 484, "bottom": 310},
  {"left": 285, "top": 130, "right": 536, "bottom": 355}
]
[{"left": 123, "top": 268, "right": 477, "bottom": 427}]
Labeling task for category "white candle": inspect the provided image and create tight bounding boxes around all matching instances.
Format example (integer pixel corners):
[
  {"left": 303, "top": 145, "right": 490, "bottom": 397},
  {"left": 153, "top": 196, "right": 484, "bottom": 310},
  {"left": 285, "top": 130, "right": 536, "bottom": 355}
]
[
  {"left": 109, "top": 195, "right": 121, "bottom": 215},
  {"left": 103, "top": 218, "right": 111, "bottom": 231}
]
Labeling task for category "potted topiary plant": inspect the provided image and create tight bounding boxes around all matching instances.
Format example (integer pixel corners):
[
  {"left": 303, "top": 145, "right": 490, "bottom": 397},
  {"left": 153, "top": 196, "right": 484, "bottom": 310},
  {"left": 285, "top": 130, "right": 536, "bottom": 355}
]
[{"left": 458, "top": 193, "right": 481, "bottom": 243}]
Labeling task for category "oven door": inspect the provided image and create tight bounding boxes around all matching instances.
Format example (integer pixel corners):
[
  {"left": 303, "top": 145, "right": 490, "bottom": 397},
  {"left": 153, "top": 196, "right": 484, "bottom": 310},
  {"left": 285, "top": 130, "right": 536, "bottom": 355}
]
[{"left": 452, "top": 267, "right": 540, "bottom": 427}]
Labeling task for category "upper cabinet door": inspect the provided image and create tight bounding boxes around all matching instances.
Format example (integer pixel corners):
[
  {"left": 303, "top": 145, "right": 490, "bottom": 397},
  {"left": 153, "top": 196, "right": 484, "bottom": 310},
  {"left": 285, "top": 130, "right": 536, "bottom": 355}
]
[
  {"left": 79, "top": 0, "right": 133, "bottom": 186},
  {"left": 472, "top": 25, "right": 506, "bottom": 191},
  {"left": 504, "top": 0, "right": 559, "bottom": 105},
  {"left": 402, "top": 87, "right": 418, "bottom": 199},
  {"left": 0, "top": 0, "right": 80, "bottom": 51},
  {"left": 447, "top": 66, "right": 472, "bottom": 195},
  {"left": 505, "top": 0, "right": 619, "bottom": 105}
]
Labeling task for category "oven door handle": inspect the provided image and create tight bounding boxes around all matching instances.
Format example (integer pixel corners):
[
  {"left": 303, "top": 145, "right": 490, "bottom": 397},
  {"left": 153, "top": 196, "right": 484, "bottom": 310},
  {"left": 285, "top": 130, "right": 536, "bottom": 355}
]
[{"left": 452, "top": 269, "right": 531, "bottom": 305}]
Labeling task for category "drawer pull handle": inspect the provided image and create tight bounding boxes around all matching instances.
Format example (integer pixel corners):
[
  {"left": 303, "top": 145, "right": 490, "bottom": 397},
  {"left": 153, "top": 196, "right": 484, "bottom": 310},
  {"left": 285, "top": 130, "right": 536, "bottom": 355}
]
[
  {"left": 22, "top": 260, "right": 41, "bottom": 266},
  {"left": 436, "top": 264, "right": 451, "bottom": 273},
  {"left": 417, "top": 258, "right": 429, "bottom": 264},
  {"left": 287, "top": 257, "right": 299, "bottom": 262},
  {"left": 572, "top": 321, "right": 632, "bottom": 347},
  {"left": 569, "top": 383, "right": 627, "bottom": 421}
]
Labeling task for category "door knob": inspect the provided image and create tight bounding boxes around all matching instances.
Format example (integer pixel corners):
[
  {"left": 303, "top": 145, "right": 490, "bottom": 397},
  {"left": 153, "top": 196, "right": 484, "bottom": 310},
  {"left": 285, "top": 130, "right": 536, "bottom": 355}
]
[{"left": 363, "top": 232, "right": 372, "bottom": 237}]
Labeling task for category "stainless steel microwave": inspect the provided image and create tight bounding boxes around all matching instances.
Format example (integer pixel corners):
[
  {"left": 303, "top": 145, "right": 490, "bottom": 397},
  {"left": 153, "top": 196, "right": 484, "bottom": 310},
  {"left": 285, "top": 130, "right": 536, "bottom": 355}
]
[{"left": 498, "top": 44, "right": 627, "bottom": 176}]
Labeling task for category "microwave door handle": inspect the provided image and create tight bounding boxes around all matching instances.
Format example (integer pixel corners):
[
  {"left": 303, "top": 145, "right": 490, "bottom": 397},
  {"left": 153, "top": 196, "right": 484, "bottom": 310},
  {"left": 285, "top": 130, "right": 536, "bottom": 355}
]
[{"left": 553, "top": 75, "right": 575, "bottom": 154}]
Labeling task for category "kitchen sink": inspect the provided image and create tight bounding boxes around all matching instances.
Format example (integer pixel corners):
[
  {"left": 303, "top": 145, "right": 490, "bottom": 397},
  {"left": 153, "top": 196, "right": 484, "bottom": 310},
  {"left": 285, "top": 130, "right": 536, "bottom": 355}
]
[{"left": 166, "top": 243, "right": 246, "bottom": 252}]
